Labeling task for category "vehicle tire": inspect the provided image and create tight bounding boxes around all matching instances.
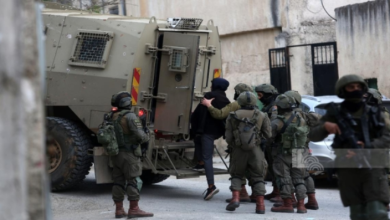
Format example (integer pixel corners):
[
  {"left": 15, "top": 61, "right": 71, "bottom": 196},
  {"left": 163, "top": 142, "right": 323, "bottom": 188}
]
[
  {"left": 140, "top": 170, "right": 170, "bottom": 185},
  {"left": 46, "top": 117, "right": 93, "bottom": 191}
]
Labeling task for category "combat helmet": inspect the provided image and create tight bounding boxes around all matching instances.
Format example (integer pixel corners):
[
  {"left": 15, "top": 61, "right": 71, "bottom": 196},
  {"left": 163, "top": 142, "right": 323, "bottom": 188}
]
[
  {"left": 365, "top": 88, "right": 383, "bottom": 104},
  {"left": 275, "top": 94, "right": 296, "bottom": 109},
  {"left": 255, "top": 84, "right": 278, "bottom": 94},
  {"left": 335, "top": 74, "right": 368, "bottom": 98},
  {"left": 233, "top": 83, "right": 253, "bottom": 100},
  {"left": 237, "top": 91, "right": 258, "bottom": 107},
  {"left": 111, "top": 91, "right": 132, "bottom": 108},
  {"left": 234, "top": 83, "right": 253, "bottom": 94},
  {"left": 284, "top": 90, "right": 301, "bottom": 105}
]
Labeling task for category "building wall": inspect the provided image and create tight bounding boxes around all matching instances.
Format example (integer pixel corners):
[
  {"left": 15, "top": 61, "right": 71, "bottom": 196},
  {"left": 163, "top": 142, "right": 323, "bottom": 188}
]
[
  {"left": 336, "top": 0, "right": 390, "bottom": 97},
  {"left": 278, "top": 0, "right": 369, "bottom": 95},
  {"left": 221, "top": 29, "right": 282, "bottom": 99}
]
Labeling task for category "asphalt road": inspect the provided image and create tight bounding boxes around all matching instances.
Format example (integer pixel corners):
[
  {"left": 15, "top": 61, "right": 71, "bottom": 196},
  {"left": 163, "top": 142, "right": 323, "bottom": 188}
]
[{"left": 51, "top": 163, "right": 353, "bottom": 220}]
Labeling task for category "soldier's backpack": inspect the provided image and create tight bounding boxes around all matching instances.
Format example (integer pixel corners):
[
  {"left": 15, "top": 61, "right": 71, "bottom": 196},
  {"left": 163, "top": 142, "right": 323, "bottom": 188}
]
[
  {"left": 97, "top": 110, "right": 131, "bottom": 156},
  {"left": 97, "top": 112, "right": 119, "bottom": 156},
  {"left": 279, "top": 113, "right": 309, "bottom": 154},
  {"left": 231, "top": 109, "right": 261, "bottom": 151}
]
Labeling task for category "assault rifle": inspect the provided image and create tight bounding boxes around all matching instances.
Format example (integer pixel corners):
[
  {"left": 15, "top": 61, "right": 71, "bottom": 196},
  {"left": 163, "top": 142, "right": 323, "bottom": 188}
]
[{"left": 328, "top": 103, "right": 371, "bottom": 169}]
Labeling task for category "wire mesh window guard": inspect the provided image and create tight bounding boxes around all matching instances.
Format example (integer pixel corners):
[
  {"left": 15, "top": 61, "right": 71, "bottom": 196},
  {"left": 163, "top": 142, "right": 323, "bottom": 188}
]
[{"left": 69, "top": 30, "right": 114, "bottom": 68}]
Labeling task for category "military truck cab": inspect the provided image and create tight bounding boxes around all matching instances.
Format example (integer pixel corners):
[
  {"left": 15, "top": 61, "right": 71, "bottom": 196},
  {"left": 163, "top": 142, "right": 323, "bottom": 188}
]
[{"left": 43, "top": 2, "right": 227, "bottom": 191}]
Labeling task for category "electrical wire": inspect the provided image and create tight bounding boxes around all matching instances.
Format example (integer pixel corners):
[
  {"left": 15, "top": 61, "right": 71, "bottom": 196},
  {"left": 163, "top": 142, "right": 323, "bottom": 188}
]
[{"left": 321, "top": 0, "right": 337, "bottom": 21}]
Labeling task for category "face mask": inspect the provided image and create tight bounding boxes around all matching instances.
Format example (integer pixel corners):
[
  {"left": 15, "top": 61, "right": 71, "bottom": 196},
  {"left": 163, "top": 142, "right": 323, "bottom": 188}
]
[
  {"left": 233, "top": 93, "right": 239, "bottom": 101},
  {"left": 344, "top": 90, "right": 363, "bottom": 100},
  {"left": 260, "top": 94, "right": 273, "bottom": 105}
]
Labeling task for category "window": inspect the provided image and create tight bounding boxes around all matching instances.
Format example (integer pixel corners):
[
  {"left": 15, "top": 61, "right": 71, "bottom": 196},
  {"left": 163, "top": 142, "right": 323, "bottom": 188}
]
[
  {"left": 168, "top": 47, "right": 189, "bottom": 72},
  {"left": 365, "top": 78, "right": 378, "bottom": 89},
  {"left": 69, "top": 30, "right": 114, "bottom": 69}
]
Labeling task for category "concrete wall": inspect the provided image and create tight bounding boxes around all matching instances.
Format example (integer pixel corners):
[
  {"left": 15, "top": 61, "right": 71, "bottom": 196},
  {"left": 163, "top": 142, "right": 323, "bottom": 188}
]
[
  {"left": 336, "top": 0, "right": 390, "bottom": 97},
  {"left": 221, "top": 28, "right": 282, "bottom": 99},
  {"left": 278, "top": 0, "right": 369, "bottom": 95}
]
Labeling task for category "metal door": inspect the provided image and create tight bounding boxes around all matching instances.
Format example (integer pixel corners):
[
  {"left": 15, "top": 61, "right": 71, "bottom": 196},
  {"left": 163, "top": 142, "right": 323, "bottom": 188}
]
[
  {"left": 311, "top": 42, "right": 339, "bottom": 96},
  {"left": 154, "top": 32, "right": 200, "bottom": 134},
  {"left": 269, "top": 48, "right": 291, "bottom": 93}
]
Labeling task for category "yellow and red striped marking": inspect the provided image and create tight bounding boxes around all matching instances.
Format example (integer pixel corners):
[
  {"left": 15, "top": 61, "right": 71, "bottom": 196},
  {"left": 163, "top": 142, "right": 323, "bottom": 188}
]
[
  {"left": 131, "top": 68, "right": 141, "bottom": 106},
  {"left": 213, "top": 69, "right": 221, "bottom": 78}
]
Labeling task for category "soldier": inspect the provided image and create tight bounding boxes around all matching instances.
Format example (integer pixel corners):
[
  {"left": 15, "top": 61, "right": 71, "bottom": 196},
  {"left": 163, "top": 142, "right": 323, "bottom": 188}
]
[
  {"left": 225, "top": 92, "right": 272, "bottom": 214},
  {"left": 309, "top": 75, "right": 390, "bottom": 220},
  {"left": 365, "top": 88, "right": 390, "bottom": 114},
  {"left": 270, "top": 94, "right": 308, "bottom": 214},
  {"left": 109, "top": 91, "right": 153, "bottom": 219},
  {"left": 255, "top": 84, "right": 281, "bottom": 203},
  {"left": 255, "top": 84, "right": 279, "bottom": 120},
  {"left": 285, "top": 90, "right": 320, "bottom": 210},
  {"left": 201, "top": 83, "right": 257, "bottom": 203}
]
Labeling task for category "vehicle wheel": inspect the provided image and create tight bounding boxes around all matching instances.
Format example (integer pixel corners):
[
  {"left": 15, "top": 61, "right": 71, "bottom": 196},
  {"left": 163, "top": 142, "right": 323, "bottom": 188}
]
[
  {"left": 140, "top": 170, "right": 170, "bottom": 185},
  {"left": 46, "top": 117, "right": 93, "bottom": 191}
]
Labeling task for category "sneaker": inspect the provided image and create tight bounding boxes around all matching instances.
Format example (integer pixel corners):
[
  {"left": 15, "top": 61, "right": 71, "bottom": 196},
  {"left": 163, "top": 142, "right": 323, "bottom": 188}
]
[
  {"left": 193, "top": 164, "right": 205, "bottom": 171},
  {"left": 203, "top": 185, "right": 219, "bottom": 200}
]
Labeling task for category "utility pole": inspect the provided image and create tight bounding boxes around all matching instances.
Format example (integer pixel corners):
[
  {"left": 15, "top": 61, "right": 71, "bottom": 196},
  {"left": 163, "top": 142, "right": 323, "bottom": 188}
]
[{"left": 0, "top": 1, "right": 48, "bottom": 220}]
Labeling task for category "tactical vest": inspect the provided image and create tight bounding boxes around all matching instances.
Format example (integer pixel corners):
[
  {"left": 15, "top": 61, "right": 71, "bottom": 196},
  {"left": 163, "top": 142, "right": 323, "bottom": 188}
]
[
  {"left": 113, "top": 110, "right": 134, "bottom": 151},
  {"left": 230, "top": 109, "right": 262, "bottom": 151},
  {"left": 276, "top": 113, "right": 309, "bottom": 155},
  {"left": 331, "top": 104, "right": 384, "bottom": 149}
]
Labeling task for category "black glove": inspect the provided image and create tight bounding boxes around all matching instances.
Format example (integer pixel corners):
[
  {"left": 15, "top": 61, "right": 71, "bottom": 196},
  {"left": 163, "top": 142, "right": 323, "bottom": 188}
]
[{"left": 141, "top": 141, "right": 149, "bottom": 157}]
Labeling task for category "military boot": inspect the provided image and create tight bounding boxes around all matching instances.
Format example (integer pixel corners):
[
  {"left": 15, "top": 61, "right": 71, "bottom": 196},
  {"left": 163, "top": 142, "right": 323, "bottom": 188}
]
[
  {"left": 225, "top": 185, "right": 251, "bottom": 203},
  {"left": 264, "top": 186, "right": 279, "bottom": 200},
  {"left": 273, "top": 193, "right": 297, "bottom": 208},
  {"left": 296, "top": 199, "right": 307, "bottom": 214},
  {"left": 271, "top": 198, "right": 294, "bottom": 213},
  {"left": 226, "top": 191, "right": 240, "bottom": 211},
  {"left": 128, "top": 200, "right": 154, "bottom": 219},
  {"left": 305, "top": 193, "right": 319, "bottom": 210},
  {"left": 255, "top": 196, "right": 265, "bottom": 214},
  {"left": 114, "top": 201, "right": 127, "bottom": 218}
]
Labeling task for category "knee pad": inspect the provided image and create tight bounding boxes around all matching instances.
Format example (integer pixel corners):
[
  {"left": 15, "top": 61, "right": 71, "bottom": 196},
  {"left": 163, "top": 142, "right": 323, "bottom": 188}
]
[
  {"left": 350, "top": 204, "right": 367, "bottom": 220},
  {"left": 366, "top": 201, "right": 388, "bottom": 220}
]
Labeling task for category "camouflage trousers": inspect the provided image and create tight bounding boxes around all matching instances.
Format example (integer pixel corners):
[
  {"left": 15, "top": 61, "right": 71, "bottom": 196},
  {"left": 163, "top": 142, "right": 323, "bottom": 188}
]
[
  {"left": 111, "top": 150, "right": 142, "bottom": 201},
  {"left": 337, "top": 168, "right": 389, "bottom": 207},
  {"left": 229, "top": 146, "right": 267, "bottom": 196},
  {"left": 303, "top": 148, "right": 315, "bottom": 194},
  {"left": 265, "top": 145, "right": 277, "bottom": 187},
  {"left": 273, "top": 154, "right": 307, "bottom": 200}
]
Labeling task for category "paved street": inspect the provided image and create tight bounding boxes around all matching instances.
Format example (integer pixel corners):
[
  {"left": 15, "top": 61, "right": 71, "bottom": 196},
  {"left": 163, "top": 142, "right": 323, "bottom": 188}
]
[{"left": 52, "top": 160, "right": 354, "bottom": 220}]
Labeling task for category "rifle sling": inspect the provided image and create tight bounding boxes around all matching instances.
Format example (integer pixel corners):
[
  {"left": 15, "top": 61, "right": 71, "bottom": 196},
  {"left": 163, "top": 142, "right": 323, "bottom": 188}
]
[{"left": 280, "top": 113, "right": 296, "bottom": 134}]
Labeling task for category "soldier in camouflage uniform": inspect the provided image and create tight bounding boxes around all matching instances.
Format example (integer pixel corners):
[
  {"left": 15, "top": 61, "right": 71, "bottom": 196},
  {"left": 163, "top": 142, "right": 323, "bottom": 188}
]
[
  {"left": 270, "top": 94, "right": 308, "bottom": 214},
  {"left": 364, "top": 88, "right": 390, "bottom": 118},
  {"left": 110, "top": 91, "right": 153, "bottom": 219},
  {"left": 255, "top": 84, "right": 281, "bottom": 202},
  {"left": 285, "top": 90, "right": 321, "bottom": 210},
  {"left": 309, "top": 75, "right": 390, "bottom": 220},
  {"left": 225, "top": 92, "right": 272, "bottom": 214},
  {"left": 201, "top": 83, "right": 257, "bottom": 203}
]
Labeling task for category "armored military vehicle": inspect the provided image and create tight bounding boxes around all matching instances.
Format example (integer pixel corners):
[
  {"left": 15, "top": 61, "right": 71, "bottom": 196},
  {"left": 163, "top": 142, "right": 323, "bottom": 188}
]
[{"left": 43, "top": 2, "right": 227, "bottom": 191}]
